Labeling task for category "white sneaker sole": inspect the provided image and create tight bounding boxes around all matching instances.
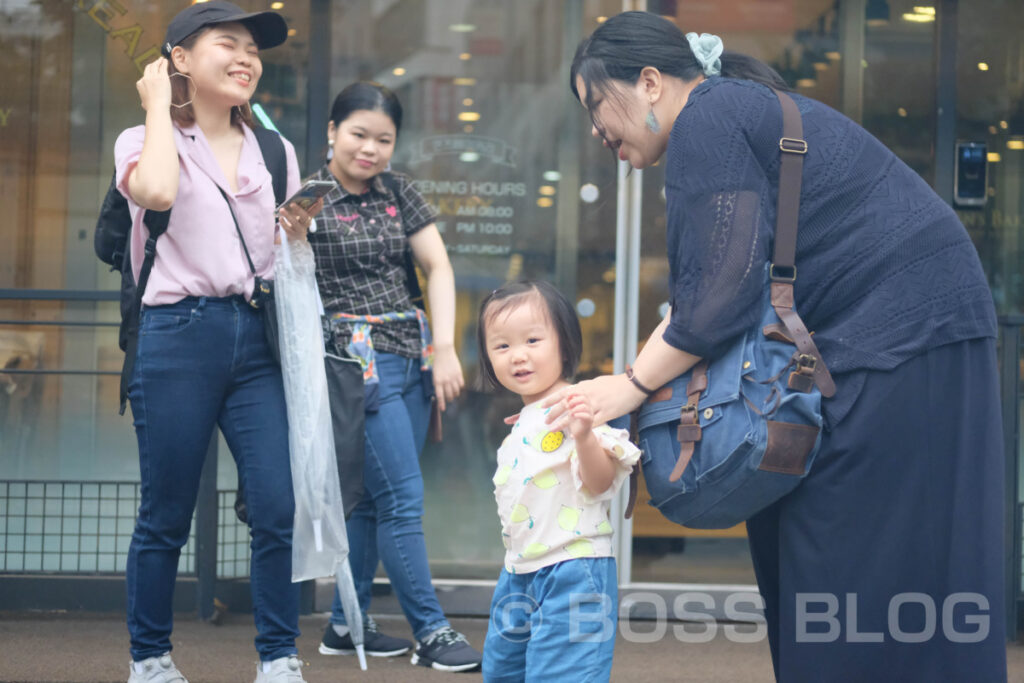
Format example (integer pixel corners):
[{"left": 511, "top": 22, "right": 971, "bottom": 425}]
[
  {"left": 409, "top": 653, "right": 481, "bottom": 672},
  {"left": 319, "top": 643, "right": 409, "bottom": 658}
]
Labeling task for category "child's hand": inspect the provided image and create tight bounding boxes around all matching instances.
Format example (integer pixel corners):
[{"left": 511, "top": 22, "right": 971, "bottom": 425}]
[{"left": 565, "top": 392, "right": 595, "bottom": 442}]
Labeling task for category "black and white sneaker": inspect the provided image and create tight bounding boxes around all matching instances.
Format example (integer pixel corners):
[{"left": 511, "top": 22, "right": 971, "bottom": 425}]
[
  {"left": 410, "top": 626, "right": 482, "bottom": 673},
  {"left": 318, "top": 616, "right": 412, "bottom": 658}
]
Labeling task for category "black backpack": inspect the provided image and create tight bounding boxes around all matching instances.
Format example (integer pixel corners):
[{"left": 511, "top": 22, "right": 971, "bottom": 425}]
[{"left": 94, "top": 126, "right": 288, "bottom": 414}]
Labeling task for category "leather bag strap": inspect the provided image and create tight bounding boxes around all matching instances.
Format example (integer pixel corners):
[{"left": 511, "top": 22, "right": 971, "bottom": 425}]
[
  {"left": 770, "top": 90, "right": 836, "bottom": 398},
  {"left": 663, "top": 90, "right": 838, "bottom": 484},
  {"left": 672, "top": 360, "right": 709, "bottom": 482}
]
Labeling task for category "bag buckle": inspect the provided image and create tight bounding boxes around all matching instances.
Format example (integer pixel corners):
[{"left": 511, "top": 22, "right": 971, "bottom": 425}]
[
  {"left": 779, "top": 137, "right": 808, "bottom": 154},
  {"left": 787, "top": 354, "right": 817, "bottom": 393},
  {"left": 678, "top": 422, "right": 702, "bottom": 443},
  {"left": 769, "top": 264, "right": 797, "bottom": 282},
  {"left": 796, "top": 354, "right": 816, "bottom": 372},
  {"left": 677, "top": 405, "right": 702, "bottom": 442},
  {"left": 249, "top": 277, "right": 272, "bottom": 310}
]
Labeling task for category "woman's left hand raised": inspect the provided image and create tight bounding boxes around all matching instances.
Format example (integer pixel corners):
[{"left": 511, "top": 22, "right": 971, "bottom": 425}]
[
  {"left": 543, "top": 373, "right": 647, "bottom": 431},
  {"left": 431, "top": 344, "right": 464, "bottom": 412},
  {"left": 277, "top": 198, "right": 324, "bottom": 242}
]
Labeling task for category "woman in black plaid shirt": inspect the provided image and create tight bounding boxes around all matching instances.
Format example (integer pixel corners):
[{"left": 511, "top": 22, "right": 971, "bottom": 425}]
[{"left": 309, "top": 83, "right": 482, "bottom": 673}]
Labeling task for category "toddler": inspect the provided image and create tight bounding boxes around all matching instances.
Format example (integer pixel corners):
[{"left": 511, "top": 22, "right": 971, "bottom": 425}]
[{"left": 477, "top": 280, "right": 639, "bottom": 682}]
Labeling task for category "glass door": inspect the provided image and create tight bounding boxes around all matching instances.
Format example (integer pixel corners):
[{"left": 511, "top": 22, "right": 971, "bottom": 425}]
[{"left": 326, "top": 0, "right": 627, "bottom": 578}]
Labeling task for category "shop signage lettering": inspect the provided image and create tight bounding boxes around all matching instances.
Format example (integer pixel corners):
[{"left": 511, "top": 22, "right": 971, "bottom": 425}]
[
  {"left": 991, "top": 210, "right": 1020, "bottom": 229},
  {"left": 408, "top": 136, "right": 524, "bottom": 258},
  {"left": 408, "top": 135, "right": 518, "bottom": 167},
  {"left": 0, "top": 108, "right": 11, "bottom": 127},
  {"left": 415, "top": 180, "right": 525, "bottom": 198},
  {"left": 958, "top": 210, "right": 1021, "bottom": 230},
  {"left": 412, "top": 175, "right": 521, "bottom": 256},
  {"left": 75, "top": 0, "right": 160, "bottom": 75}
]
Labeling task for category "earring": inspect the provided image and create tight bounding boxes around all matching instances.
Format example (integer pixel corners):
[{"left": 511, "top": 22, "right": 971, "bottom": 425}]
[
  {"left": 169, "top": 72, "right": 196, "bottom": 109},
  {"left": 328, "top": 139, "right": 334, "bottom": 145},
  {"left": 645, "top": 104, "right": 661, "bottom": 134}
]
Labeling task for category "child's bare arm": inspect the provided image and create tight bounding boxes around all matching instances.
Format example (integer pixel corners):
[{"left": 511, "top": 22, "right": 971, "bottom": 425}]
[{"left": 566, "top": 393, "right": 619, "bottom": 495}]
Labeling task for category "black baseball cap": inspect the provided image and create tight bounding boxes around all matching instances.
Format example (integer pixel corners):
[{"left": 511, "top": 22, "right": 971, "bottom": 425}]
[{"left": 162, "top": 1, "right": 288, "bottom": 57}]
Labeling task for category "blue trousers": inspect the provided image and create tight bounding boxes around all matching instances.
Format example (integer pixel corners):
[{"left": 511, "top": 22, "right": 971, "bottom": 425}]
[
  {"left": 126, "top": 296, "right": 298, "bottom": 661},
  {"left": 747, "top": 338, "right": 1007, "bottom": 682},
  {"left": 330, "top": 351, "right": 448, "bottom": 641},
  {"left": 483, "top": 558, "right": 618, "bottom": 683}
]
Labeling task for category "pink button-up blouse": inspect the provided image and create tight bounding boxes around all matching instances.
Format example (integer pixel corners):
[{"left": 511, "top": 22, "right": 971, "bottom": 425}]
[{"left": 114, "top": 122, "right": 300, "bottom": 307}]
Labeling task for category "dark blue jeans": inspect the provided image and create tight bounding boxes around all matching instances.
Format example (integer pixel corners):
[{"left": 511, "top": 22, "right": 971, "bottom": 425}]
[
  {"left": 329, "top": 351, "right": 448, "bottom": 641},
  {"left": 126, "top": 296, "right": 298, "bottom": 661}
]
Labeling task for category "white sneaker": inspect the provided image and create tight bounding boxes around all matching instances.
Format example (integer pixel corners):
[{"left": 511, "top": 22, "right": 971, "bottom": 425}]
[
  {"left": 254, "top": 655, "right": 306, "bottom": 683},
  {"left": 127, "top": 653, "right": 188, "bottom": 683}
]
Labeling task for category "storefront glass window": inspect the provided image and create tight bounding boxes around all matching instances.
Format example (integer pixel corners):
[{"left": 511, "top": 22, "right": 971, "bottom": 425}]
[
  {"left": 953, "top": 0, "right": 1024, "bottom": 316},
  {"left": 0, "top": 0, "right": 624, "bottom": 580},
  {"left": 2, "top": 0, "right": 1011, "bottom": 588}
]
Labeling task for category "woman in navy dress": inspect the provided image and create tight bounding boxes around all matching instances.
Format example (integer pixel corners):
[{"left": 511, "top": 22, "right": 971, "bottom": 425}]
[{"left": 548, "top": 11, "right": 1006, "bottom": 682}]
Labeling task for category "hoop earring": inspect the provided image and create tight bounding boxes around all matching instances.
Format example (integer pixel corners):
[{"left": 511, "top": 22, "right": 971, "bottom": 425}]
[
  {"left": 169, "top": 72, "right": 196, "bottom": 109},
  {"left": 645, "top": 104, "right": 661, "bottom": 134},
  {"left": 235, "top": 101, "right": 252, "bottom": 119}
]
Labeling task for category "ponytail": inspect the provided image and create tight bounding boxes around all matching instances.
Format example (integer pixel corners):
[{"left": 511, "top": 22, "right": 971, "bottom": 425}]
[
  {"left": 570, "top": 11, "right": 789, "bottom": 109},
  {"left": 719, "top": 51, "right": 790, "bottom": 90}
]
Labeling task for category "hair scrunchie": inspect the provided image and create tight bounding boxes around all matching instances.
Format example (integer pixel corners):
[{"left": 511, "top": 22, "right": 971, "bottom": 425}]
[{"left": 685, "top": 32, "right": 723, "bottom": 77}]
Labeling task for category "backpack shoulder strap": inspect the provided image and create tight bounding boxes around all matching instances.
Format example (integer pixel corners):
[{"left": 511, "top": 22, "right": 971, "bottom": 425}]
[
  {"left": 117, "top": 199, "right": 170, "bottom": 416},
  {"left": 379, "top": 171, "right": 425, "bottom": 307},
  {"left": 252, "top": 126, "right": 287, "bottom": 206}
]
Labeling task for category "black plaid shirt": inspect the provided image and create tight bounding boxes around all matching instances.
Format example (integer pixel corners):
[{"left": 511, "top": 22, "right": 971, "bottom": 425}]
[{"left": 307, "top": 165, "right": 438, "bottom": 358}]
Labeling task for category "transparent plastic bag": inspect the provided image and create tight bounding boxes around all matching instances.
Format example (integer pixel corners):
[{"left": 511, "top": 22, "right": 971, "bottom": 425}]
[
  {"left": 274, "top": 238, "right": 349, "bottom": 581},
  {"left": 275, "top": 238, "right": 367, "bottom": 667}
]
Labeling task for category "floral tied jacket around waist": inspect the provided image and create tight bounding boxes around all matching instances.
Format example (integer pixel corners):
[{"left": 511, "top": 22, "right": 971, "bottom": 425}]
[{"left": 325, "top": 309, "right": 434, "bottom": 411}]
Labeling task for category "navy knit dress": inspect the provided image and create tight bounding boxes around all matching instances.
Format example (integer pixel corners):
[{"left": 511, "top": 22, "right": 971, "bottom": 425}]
[{"left": 664, "top": 78, "right": 1006, "bottom": 681}]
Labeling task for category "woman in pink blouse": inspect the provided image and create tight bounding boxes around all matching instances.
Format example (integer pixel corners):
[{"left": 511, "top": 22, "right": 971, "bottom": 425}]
[{"left": 114, "top": 3, "right": 319, "bottom": 682}]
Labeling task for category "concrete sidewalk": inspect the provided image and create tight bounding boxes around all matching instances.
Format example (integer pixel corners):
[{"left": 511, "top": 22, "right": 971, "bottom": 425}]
[{"left": 1, "top": 611, "right": 1024, "bottom": 683}]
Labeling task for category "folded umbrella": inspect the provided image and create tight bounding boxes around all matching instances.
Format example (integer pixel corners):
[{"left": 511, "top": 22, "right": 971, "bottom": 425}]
[{"left": 275, "top": 238, "right": 366, "bottom": 669}]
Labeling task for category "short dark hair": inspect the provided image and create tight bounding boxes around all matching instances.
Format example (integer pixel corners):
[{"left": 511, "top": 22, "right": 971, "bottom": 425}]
[
  {"left": 570, "top": 11, "right": 789, "bottom": 116},
  {"left": 477, "top": 280, "right": 583, "bottom": 390},
  {"left": 328, "top": 81, "right": 403, "bottom": 134}
]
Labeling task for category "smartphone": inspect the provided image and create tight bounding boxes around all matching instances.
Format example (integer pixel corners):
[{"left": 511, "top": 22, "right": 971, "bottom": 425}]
[{"left": 277, "top": 179, "right": 335, "bottom": 211}]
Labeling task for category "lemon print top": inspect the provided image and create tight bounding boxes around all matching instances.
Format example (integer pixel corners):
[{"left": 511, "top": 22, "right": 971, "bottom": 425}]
[{"left": 492, "top": 400, "right": 640, "bottom": 574}]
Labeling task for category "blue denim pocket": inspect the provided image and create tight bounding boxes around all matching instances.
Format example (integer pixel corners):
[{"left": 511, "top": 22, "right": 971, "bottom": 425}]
[{"left": 141, "top": 304, "right": 203, "bottom": 335}]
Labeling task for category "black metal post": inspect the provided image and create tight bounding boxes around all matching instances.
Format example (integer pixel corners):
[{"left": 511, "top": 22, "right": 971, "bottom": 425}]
[
  {"left": 999, "top": 317, "right": 1022, "bottom": 640},
  {"left": 304, "top": 0, "right": 331, "bottom": 176},
  {"left": 294, "top": 0, "right": 332, "bottom": 615},
  {"left": 934, "top": 0, "right": 957, "bottom": 204},
  {"left": 195, "top": 432, "right": 219, "bottom": 620}
]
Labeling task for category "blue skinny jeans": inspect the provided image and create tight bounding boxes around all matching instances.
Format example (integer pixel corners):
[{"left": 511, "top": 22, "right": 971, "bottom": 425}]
[{"left": 126, "top": 296, "right": 298, "bottom": 661}]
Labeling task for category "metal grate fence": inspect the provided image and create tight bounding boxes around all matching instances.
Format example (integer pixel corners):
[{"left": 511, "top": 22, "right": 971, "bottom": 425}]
[{"left": 0, "top": 481, "right": 250, "bottom": 577}]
